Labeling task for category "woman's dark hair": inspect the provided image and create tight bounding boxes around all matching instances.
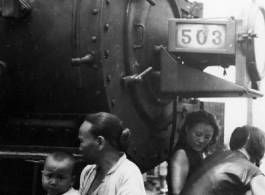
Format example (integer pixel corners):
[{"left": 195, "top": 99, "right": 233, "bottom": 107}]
[
  {"left": 84, "top": 112, "right": 130, "bottom": 152},
  {"left": 230, "top": 125, "right": 265, "bottom": 165},
  {"left": 178, "top": 110, "right": 219, "bottom": 149}
]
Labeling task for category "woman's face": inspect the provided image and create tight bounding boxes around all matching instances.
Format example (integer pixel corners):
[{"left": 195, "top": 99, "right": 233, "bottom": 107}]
[{"left": 186, "top": 122, "right": 214, "bottom": 152}]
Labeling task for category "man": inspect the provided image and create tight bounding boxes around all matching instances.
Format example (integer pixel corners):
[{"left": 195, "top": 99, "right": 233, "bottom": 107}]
[
  {"left": 179, "top": 125, "right": 265, "bottom": 195},
  {"left": 78, "top": 112, "right": 146, "bottom": 195}
]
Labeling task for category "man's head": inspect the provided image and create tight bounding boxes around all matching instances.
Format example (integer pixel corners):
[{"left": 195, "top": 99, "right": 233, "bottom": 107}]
[
  {"left": 42, "top": 151, "right": 76, "bottom": 195},
  {"left": 230, "top": 125, "right": 265, "bottom": 166},
  {"left": 78, "top": 112, "right": 130, "bottom": 164}
]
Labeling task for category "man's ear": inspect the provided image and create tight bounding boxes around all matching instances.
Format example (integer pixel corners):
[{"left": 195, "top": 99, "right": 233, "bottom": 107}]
[
  {"left": 97, "top": 136, "right": 106, "bottom": 150},
  {"left": 71, "top": 175, "right": 76, "bottom": 186}
]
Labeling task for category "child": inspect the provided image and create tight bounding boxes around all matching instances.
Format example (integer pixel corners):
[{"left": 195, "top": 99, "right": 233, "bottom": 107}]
[{"left": 42, "top": 151, "right": 80, "bottom": 195}]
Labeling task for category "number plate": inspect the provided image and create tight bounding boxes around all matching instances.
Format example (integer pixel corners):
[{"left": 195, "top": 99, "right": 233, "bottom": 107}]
[{"left": 168, "top": 19, "right": 236, "bottom": 54}]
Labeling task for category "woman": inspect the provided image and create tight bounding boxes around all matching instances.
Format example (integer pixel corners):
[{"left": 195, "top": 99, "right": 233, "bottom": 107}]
[{"left": 168, "top": 110, "right": 219, "bottom": 195}]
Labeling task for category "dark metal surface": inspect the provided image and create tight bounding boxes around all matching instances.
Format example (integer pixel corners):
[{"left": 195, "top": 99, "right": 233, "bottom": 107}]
[
  {"left": 0, "top": 2, "right": 197, "bottom": 192},
  {"left": 160, "top": 47, "right": 263, "bottom": 98},
  {"left": 0, "top": 0, "right": 108, "bottom": 115},
  {"left": 98, "top": 0, "right": 197, "bottom": 171},
  {"left": 0, "top": 0, "right": 252, "bottom": 194}
]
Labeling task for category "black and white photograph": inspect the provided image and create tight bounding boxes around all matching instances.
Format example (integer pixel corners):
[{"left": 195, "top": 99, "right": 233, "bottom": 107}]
[{"left": 0, "top": 0, "right": 265, "bottom": 195}]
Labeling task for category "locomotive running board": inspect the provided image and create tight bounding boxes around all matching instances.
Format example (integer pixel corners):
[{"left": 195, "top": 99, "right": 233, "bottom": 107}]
[{"left": 160, "top": 47, "right": 263, "bottom": 98}]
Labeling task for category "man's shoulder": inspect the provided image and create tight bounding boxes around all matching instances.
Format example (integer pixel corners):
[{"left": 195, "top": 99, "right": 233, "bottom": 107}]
[
  {"left": 116, "top": 158, "right": 142, "bottom": 177},
  {"left": 82, "top": 164, "right": 96, "bottom": 171},
  {"left": 63, "top": 187, "right": 80, "bottom": 195},
  {"left": 80, "top": 164, "right": 97, "bottom": 179},
  {"left": 121, "top": 158, "right": 139, "bottom": 169}
]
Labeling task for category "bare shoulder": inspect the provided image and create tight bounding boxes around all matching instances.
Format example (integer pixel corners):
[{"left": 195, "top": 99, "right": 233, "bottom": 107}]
[
  {"left": 170, "top": 149, "right": 189, "bottom": 165},
  {"left": 250, "top": 174, "right": 265, "bottom": 195}
]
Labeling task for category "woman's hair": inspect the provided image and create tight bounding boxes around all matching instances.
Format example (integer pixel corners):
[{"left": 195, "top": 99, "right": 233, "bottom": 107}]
[
  {"left": 229, "top": 125, "right": 265, "bottom": 165},
  {"left": 178, "top": 110, "right": 219, "bottom": 149},
  {"left": 84, "top": 112, "right": 130, "bottom": 152}
]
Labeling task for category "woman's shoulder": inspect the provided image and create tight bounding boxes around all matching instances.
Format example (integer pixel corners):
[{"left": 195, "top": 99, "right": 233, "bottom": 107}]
[
  {"left": 170, "top": 149, "right": 189, "bottom": 164},
  {"left": 174, "top": 148, "right": 187, "bottom": 156},
  {"left": 172, "top": 143, "right": 189, "bottom": 157}
]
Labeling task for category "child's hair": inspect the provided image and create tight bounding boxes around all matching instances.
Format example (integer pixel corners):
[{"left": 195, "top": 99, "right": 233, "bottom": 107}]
[{"left": 44, "top": 151, "right": 76, "bottom": 176}]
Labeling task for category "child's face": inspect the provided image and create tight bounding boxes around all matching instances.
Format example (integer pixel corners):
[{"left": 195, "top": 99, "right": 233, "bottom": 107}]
[{"left": 42, "top": 157, "right": 75, "bottom": 195}]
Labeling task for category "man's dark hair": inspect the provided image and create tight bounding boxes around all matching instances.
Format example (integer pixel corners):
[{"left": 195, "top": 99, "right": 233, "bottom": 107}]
[
  {"left": 230, "top": 125, "right": 265, "bottom": 165},
  {"left": 84, "top": 112, "right": 130, "bottom": 152}
]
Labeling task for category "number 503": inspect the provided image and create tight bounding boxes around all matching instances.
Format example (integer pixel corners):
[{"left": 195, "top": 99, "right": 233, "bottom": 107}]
[{"left": 181, "top": 29, "right": 223, "bottom": 45}]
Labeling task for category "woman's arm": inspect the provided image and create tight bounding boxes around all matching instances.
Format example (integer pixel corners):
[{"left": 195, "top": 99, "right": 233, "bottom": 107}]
[
  {"left": 169, "top": 149, "right": 189, "bottom": 195},
  {"left": 250, "top": 175, "right": 265, "bottom": 195}
]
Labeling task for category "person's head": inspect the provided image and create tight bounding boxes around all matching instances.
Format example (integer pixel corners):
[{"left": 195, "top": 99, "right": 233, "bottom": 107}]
[
  {"left": 42, "top": 151, "right": 76, "bottom": 195},
  {"left": 179, "top": 110, "right": 219, "bottom": 152},
  {"left": 229, "top": 125, "right": 265, "bottom": 166},
  {"left": 78, "top": 112, "right": 130, "bottom": 164}
]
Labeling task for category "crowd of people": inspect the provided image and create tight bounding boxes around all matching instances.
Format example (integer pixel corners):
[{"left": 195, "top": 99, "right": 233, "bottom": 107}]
[{"left": 41, "top": 111, "right": 265, "bottom": 195}]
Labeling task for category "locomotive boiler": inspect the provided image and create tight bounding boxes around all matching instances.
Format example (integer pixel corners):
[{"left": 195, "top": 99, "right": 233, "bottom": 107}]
[{"left": 0, "top": 0, "right": 264, "bottom": 194}]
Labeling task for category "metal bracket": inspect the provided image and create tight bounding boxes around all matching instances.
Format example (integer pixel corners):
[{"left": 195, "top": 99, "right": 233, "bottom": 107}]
[
  {"left": 186, "top": 1, "right": 198, "bottom": 19},
  {"left": 179, "top": 0, "right": 203, "bottom": 18},
  {"left": 71, "top": 54, "right": 94, "bottom": 67},
  {"left": 121, "top": 67, "right": 153, "bottom": 87},
  {"left": 237, "top": 30, "right": 257, "bottom": 42},
  {"left": 160, "top": 47, "right": 263, "bottom": 98}
]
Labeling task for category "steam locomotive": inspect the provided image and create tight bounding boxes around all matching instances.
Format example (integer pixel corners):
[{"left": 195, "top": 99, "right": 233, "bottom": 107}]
[{"left": 0, "top": 0, "right": 264, "bottom": 194}]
